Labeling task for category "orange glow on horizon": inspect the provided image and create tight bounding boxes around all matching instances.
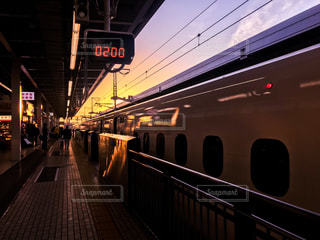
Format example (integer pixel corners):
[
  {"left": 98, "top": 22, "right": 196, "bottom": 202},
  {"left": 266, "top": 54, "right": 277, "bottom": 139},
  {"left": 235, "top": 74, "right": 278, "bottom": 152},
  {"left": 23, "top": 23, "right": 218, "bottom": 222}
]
[{"left": 74, "top": 1, "right": 319, "bottom": 123}]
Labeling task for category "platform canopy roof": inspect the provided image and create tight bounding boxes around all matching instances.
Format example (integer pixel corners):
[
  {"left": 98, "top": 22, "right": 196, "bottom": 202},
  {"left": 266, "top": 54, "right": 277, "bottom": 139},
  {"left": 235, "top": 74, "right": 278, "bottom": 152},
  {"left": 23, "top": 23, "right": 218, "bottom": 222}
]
[{"left": 0, "top": 0, "right": 164, "bottom": 117}]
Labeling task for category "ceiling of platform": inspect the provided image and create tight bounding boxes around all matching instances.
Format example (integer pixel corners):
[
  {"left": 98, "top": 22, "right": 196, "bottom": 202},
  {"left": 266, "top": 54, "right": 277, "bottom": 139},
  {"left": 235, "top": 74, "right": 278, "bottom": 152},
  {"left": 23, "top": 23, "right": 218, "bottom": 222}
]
[{"left": 0, "top": 0, "right": 164, "bottom": 117}]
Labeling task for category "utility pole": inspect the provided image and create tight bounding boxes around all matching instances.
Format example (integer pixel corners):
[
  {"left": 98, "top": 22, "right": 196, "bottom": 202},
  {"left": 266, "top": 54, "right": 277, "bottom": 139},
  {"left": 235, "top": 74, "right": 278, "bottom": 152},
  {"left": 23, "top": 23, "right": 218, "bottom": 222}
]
[
  {"left": 113, "top": 73, "right": 117, "bottom": 109},
  {"left": 104, "top": 0, "right": 131, "bottom": 110},
  {"left": 104, "top": 0, "right": 117, "bottom": 110}
]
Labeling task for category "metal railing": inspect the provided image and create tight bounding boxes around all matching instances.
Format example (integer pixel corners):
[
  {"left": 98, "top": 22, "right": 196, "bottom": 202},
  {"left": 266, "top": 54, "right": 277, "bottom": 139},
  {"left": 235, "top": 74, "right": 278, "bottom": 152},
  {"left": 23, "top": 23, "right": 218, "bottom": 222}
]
[{"left": 128, "top": 150, "right": 319, "bottom": 240}]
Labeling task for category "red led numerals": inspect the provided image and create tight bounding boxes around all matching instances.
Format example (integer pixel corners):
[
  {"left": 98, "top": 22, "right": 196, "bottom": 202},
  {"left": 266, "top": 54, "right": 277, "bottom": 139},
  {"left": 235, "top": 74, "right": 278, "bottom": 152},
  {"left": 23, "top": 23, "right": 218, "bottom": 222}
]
[{"left": 94, "top": 46, "right": 125, "bottom": 58}]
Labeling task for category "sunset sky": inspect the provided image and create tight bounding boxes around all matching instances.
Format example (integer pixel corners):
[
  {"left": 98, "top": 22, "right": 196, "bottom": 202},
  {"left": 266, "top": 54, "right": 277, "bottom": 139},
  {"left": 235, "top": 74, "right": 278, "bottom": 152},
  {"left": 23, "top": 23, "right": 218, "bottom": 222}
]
[{"left": 74, "top": 0, "right": 320, "bottom": 119}]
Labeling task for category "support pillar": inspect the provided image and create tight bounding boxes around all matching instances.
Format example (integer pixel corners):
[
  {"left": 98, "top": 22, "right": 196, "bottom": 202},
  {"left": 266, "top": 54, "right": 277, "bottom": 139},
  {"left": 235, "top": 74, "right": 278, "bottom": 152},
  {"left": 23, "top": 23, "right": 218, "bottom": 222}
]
[
  {"left": 35, "top": 89, "right": 42, "bottom": 130},
  {"left": 11, "top": 61, "right": 21, "bottom": 162},
  {"left": 113, "top": 72, "right": 117, "bottom": 109}
]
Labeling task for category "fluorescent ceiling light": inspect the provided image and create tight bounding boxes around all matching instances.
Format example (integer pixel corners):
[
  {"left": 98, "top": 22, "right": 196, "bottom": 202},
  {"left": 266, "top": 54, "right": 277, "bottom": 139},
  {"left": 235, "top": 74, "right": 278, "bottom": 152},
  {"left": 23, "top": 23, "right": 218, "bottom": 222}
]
[
  {"left": 70, "top": 11, "right": 80, "bottom": 70},
  {"left": 0, "top": 82, "right": 12, "bottom": 92},
  {"left": 67, "top": 100, "right": 70, "bottom": 107},
  {"left": 68, "top": 80, "right": 73, "bottom": 96}
]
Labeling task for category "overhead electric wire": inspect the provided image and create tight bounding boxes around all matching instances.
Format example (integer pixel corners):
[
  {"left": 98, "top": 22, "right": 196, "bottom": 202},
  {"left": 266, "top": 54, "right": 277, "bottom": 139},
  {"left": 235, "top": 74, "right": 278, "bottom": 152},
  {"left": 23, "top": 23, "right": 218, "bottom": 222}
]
[
  {"left": 103, "top": 0, "right": 251, "bottom": 102},
  {"left": 116, "top": 0, "right": 251, "bottom": 95},
  {"left": 102, "top": 0, "right": 272, "bottom": 110},
  {"left": 120, "top": 0, "right": 273, "bottom": 94},
  {"left": 116, "top": 0, "right": 250, "bottom": 97},
  {"left": 132, "top": 0, "right": 219, "bottom": 71}
]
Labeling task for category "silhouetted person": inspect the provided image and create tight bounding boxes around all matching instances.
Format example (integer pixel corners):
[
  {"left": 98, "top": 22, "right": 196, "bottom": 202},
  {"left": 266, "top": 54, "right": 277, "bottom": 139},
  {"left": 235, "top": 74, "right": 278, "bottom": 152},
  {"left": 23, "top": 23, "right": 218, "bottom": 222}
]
[
  {"left": 21, "top": 124, "right": 27, "bottom": 148},
  {"left": 29, "top": 124, "right": 37, "bottom": 146},
  {"left": 62, "top": 125, "right": 71, "bottom": 151},
  {"left": 54, "top": 125, "right": 59, "bottom": 138},
  {"left": 26, "top": 123, "right": 33, "bottom": 143},
  {"left": 59, "top": 126, "right": 63, "bottom": 138},
  {"left": 34, "top": 124, "right": 40, "bottom": 145},
  {"left": 42, "top": 123, "right": 48, "bottom": 150}
]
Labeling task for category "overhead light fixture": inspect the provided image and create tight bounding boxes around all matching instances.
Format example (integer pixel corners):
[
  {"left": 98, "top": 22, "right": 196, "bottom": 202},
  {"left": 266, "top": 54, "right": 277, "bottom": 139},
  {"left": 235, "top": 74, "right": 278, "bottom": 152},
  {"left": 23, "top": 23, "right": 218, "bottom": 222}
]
[
  {"left": 70, "top": 11, "right": 80, "bottom": 70},
  {"left": 77, "top": 0, "right": 88, "bottom": 18},
  {"left": 67, "top": 100, "right": 70, "bottom": 107},
  {"left": 0, "top": 82, "right": 12, "bottom": 92},
  {"left": 68, "top": 80, "right": 73, "bottom": 96}
]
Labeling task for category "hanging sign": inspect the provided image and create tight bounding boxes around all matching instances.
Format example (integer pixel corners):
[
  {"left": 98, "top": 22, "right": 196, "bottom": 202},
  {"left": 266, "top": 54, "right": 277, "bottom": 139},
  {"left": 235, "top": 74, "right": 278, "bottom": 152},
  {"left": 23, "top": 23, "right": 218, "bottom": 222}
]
[
  {"left": 22, "top": 92, "right": 35, "bottom": 101},
  {"left": 84, "top": 30, "right": 134, "bottom": 65}
]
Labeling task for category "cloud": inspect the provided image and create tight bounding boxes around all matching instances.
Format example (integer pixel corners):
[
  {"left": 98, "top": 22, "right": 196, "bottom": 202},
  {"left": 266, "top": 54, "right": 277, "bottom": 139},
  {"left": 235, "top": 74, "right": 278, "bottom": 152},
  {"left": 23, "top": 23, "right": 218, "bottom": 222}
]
[{"left": 228, "top": 0, "right": 319, "bottom": 47}]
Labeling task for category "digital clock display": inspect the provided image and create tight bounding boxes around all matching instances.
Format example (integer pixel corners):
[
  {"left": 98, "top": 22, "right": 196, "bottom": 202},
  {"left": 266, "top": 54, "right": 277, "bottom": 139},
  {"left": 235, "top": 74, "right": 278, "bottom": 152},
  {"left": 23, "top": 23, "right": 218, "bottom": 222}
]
[
  {"left": 85, "top": 30, "right": 134, "bottom": 65},
  {"left": 94, "top": 46, "right": 125, "bottom": 58}
]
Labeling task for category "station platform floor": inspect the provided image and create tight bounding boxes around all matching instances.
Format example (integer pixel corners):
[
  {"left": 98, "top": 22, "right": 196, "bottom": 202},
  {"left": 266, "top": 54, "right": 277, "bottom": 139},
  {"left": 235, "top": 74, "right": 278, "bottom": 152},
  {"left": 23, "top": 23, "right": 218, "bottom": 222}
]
[
  {"left": 0, "top": 139, "right": 155, "bottom": 240},
  {"left": 0, "top": 143, "right": 45, "bottom": 175}
]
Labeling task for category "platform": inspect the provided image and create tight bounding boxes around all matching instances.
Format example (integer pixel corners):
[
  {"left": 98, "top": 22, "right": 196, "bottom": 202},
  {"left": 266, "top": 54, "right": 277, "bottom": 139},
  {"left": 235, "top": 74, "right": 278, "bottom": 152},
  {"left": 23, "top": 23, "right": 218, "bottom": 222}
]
[
  {"left": 0, "top": 140, "right": 155, "bottom": 240},
  {"left": 0, "top": 143, "right": 44, "bottom": 175}
]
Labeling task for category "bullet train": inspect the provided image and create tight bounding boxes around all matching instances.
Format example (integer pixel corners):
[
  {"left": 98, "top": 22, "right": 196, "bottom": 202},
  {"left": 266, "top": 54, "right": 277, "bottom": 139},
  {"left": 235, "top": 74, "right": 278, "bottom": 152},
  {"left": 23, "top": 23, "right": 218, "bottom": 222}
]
[{"left": 81, "top": 6, "right": 320, "bottom": 213}]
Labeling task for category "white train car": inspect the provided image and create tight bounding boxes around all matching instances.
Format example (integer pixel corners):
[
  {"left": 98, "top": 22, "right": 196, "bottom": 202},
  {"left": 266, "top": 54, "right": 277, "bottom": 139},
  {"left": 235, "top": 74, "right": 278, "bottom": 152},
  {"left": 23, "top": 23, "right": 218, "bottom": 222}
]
[{"left": 87, "top": 5, "right": 320, "bottom": 213}]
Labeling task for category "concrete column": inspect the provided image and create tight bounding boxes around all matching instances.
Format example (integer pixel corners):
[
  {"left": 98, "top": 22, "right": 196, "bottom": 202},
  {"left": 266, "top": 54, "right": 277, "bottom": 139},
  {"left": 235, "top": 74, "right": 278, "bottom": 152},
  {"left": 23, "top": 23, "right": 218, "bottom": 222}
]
[{"left": 11, "top": 61, "right": 21, "bottom": 162}]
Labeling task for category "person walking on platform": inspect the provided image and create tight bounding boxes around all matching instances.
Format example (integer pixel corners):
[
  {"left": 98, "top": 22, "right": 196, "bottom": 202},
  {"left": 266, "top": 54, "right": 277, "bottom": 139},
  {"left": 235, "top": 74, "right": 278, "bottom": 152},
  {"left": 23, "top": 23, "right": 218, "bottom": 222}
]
[
  {"left": 34, "top": 124, "right": 40, "bottom": 146},
  {"left": 42, "top": 123, "right": 48, "bottom": 150},
  {"left": 62, "top": 125, "right": 72, "bottom": 152},
  {"left": 54, "top": 125, "right": 60, "bottom": 138},
  {"left": 27, "top": 124, "right": 34, "bottom": 144}
]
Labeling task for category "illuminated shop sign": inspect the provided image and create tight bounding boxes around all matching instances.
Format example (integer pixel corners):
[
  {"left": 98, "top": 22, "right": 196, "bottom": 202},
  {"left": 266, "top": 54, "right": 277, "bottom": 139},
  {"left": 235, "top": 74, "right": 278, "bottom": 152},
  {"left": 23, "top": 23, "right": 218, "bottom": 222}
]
[
  {"left": 0, "top": 115, "right": 11, "bottom": 121},
  {"left": 22, "top": 92, "right": 35, "bottom": 100}
]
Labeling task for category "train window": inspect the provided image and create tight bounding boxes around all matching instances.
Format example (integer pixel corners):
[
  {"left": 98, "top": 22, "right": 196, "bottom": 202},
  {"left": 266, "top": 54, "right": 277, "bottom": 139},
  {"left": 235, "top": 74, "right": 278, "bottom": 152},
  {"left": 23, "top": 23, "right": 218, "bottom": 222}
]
[
  {"left": 156, "top": 133, "right": 165, "bottom": 158},
  {"left": 100, "top": 120, "right": 103, "bottom": 133},
  {"left": 119, "top": 115, "right": 125, "bottom": 123},
  {"left": 113, "top": 117, "right": 117, "bottom": 134},
  {"left": 203, "top": 136, "right": 223, "bottom": 177},
  {"left": 143, "top": 133, "right": 150, "bottom": 153},
  {"left": 251, "top": 139, "right": 289, "bottom": 196},
  {"left": 175, "top": 134, "right": 187, "bottom": 166}
]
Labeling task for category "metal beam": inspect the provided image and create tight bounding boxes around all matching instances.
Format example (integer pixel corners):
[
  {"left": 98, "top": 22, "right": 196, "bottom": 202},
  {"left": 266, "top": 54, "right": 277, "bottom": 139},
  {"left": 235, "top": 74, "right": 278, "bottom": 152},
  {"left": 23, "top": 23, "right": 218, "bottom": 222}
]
[
  {"left": 0, "top": 32, "right": 13, "bottom": 53},
  {"left": 20, "top": 56, "right": 46, "bottom": 59},
  {"left": 104, "top": 0, "right": 111, "bottom": 31},
  {"left": 0, "top": 13, "right": 32, "bottom": 18},
  {"left": 0, "top": 32, "right": 56, "bottom": 115},
  {"left": 86, "top": 19, "right": 132, "bottom": 25}
]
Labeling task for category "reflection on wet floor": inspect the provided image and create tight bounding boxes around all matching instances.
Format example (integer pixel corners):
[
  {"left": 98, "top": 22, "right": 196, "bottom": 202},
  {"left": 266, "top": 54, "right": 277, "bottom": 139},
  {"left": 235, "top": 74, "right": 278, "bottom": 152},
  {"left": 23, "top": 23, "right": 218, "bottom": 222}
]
[
  {"left": 71, "top": 139, "right": 156, "bottom": 240},
  {"left": 0, "top": 141, "right": 52, "bottom": 175}
]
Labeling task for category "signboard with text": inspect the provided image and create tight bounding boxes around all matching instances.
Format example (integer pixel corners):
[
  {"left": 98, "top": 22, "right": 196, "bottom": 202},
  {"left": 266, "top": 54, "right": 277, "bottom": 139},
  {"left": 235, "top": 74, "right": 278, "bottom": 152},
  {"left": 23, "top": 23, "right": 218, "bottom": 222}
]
[
  {"left": 0, "top": 115, "right": 11, "bottom": 121},
  {"left": 22, "top": 92, "right": 35, "bottom": 101}
]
